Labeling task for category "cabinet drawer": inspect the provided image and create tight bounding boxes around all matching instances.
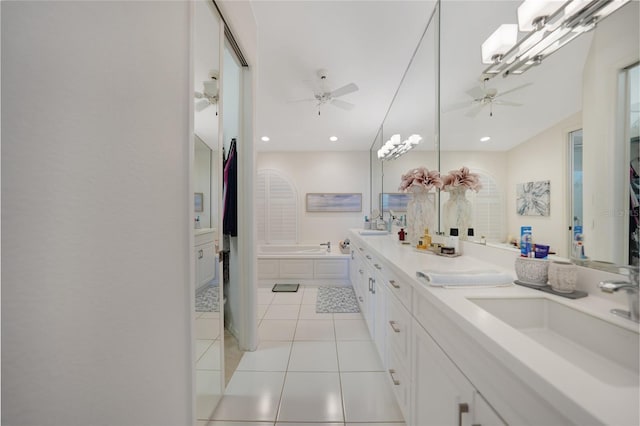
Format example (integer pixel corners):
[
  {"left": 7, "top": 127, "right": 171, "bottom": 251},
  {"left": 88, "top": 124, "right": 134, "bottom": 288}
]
[
  {"left": 387, "top": 346, "right": 411, "bottom": 421},
  {"left": 387, "top": 294, "right": 412, "bottom": 362},
  {"left": 195, "top": 230, "right": 215, "bottom": 246},
  {"left": 384, "top": 270, "right": 413, "bottom": 312}
]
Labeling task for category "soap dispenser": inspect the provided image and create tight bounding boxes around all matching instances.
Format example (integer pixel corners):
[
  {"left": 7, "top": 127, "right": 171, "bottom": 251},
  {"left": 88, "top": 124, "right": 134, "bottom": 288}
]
[{"left": 422, "top": 228, "right": 432, "bottom": 249}]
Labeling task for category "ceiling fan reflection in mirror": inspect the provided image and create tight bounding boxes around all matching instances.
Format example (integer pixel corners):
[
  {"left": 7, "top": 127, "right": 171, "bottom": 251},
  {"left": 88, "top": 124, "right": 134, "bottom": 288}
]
[
  {"left": 293, "top": 69, "right": 359, "bottom": 116},
  {"left": 195, "top": 70, "right": 219, "bottom": 115},
  {"left": 448, "top": 80, "right": 532, "bottom": 117}
]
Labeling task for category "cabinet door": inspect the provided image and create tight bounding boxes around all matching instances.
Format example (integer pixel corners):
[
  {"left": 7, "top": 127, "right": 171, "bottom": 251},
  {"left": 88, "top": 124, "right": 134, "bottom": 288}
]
[
  {"left": 412, "top": 321, "right": 474, "bottom": 426},
  {"left": 373, "top": 275, "right": 387, "bottom": 364},
  {"left": 473, "top": 392, "right": 507, "bottom": 426},
  {"left": 196, "top": 242, "right": 215, "bottom": 288}
]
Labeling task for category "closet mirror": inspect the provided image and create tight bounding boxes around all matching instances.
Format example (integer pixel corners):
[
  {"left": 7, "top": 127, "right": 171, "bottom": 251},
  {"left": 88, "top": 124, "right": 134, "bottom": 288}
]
[
  {"left": 439, "top": 0, "right": 638, "bottom": 268},
  {"left": 193, "top": 0, "right": 223, "bottom": 421}
]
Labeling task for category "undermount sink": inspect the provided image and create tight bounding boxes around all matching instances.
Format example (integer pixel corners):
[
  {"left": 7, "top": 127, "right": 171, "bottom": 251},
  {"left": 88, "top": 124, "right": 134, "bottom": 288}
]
[{"left": 468, "top": 297, "right": 639, "bottom": 387}]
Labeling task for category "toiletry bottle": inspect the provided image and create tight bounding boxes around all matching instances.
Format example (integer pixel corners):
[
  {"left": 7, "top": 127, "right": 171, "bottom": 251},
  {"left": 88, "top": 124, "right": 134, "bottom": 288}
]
[
  {"left": 398, "top": 228, "right": 406, "bottom": 241},
  {"left": 364, "top": 216, "right": 371, "bottom": 230},
  {"left": 449, "top": 228, "right": 460, "bottom": 254},
  {"left": 467, "top": 228, "right": 474, "bottom": 242},
  {"left": 520, "top": 226, "right": 532, "bottom": 257},
  {"left": 422, "top": 228, "right": 432, "bottom": 249}
]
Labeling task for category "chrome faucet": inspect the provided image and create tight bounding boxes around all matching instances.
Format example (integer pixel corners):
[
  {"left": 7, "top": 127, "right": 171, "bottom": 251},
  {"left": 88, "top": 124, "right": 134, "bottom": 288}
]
[
  {"left": 320, "top": 241, "right": 331, "bottom": 252},
  {"left": 598, "top": 265, "right": 639, "bottom": 323}
]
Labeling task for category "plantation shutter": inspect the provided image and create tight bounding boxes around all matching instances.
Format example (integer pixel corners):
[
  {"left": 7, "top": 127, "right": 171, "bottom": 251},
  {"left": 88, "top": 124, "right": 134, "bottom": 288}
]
[
  {"left": 467, "top": 171, "right": 506, "bottom": 241},
  {"left": 256, "top": 170, "right": 298, "bottom": 244}
]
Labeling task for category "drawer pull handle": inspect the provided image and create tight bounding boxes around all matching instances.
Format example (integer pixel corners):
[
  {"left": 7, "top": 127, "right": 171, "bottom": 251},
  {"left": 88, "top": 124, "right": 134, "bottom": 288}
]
[
  {"left": 366, "top": 255, "right": 372, "bottom": 260},
  {"left": 374, "top": 264, "right": 382, "bottom": 270},
  {"left": 359, "top": 296, "right": 364, "bottom": 302},
  {"left": 389, "top": 280, "right": 400, "bottom": 289},
  {"left": 388, "top": 369, "right": 400, "bottom": 386},
  {"left": 358, "top": 247, "right": 364, "bottom": 251},
  {"left": 198, "top": 249, "right": 204, "bottom": 259},
  {"left": 389, "top": 320, "right": 401, "bottom": 333},
  {"left": 359, "top": 269, "right": 364, "bottom": 274},
  {"left": 458, "top": 403, "right": 469, "bottom": 426}
]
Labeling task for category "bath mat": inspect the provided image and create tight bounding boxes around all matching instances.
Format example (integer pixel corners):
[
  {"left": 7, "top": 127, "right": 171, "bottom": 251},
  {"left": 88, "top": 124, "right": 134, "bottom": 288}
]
[
  {"left": 272, "top": 283, "right": 300, "bottom": 292},
  {"left": 316, "top": 287, "right": 360, "bottom": 313},
  {"left": 195, "top": 284, "right": 220, "bottom": 312}
]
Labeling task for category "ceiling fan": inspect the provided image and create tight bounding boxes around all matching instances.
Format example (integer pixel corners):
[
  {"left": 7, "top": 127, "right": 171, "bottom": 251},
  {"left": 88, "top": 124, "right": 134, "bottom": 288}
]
[
  {"left": 194, "top": 70, "right": 219, "bottom": 114},
  {"left": 294, "top": 69, "right": 359, "bottom": 116},
  {"left": 447, "top": 80, "right": 531, "bottom": 117}
]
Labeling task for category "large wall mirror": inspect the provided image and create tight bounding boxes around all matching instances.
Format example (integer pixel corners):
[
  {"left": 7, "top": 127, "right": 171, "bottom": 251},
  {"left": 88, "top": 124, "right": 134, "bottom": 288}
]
[{"left": 372, "top": 0, "right": 639, "bottom": 271}]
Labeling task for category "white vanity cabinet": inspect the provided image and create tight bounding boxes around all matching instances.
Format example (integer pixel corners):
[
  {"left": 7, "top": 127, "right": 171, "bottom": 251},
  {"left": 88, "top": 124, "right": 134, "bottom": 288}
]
[
  {"left": 413, "top": 319, "right": 505, "bottom": 426},
  {"left": 195, "top": 229, "right": 216, "bottom": 289}
]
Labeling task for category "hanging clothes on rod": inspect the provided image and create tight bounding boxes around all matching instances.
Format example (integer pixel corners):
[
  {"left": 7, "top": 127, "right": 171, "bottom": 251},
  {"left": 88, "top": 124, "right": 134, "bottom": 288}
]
[{"left": 223, "top": 138, "right": 238, "bottom": 236}]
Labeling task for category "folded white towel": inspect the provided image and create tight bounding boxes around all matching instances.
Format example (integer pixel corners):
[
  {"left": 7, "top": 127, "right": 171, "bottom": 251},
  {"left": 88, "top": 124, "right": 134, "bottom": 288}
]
[{"left": 416, "top": 269, "right": 514, "bottom": 287}]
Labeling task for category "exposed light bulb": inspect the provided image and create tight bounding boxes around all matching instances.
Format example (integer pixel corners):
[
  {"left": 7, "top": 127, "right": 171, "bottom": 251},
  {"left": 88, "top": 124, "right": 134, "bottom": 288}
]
[
  {"left": 329, "top": 136, "right": 338, "bottom": 142},
  {"left": 261, "top": 136, "right": 270, "bottom": 142}
]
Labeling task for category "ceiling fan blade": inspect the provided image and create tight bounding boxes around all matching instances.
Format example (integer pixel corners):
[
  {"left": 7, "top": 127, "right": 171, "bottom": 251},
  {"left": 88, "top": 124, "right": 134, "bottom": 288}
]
[
  {"left": 465, "top": 103, "right": 486, "bottom": 118},
  {"left": 330, "top": 99, "right": 355, "bottom": 110},
  {"left": 466, "top": 86, "right": 486, "bottom": 100},
  {"left": 493, "top": 100, "right": 523, "bottom": 107},
  {"left": 496, "top": 82, "right": 533, "bottom": 98},
  {"left": 287, "top": 98, "right": 316, "bottom": 104},
  {"left": 330, "top": 82, "right": 359, "bottom": 98},
  {"left": 195, "top": 99, "right": 210, "bottom": 112}
]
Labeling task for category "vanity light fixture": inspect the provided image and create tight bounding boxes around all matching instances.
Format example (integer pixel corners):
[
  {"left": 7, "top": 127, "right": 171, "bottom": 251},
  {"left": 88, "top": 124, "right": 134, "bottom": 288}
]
[
  {"left": 329, "top": 136, "right": 338, "bottom": 142},
  {"left": 377, "top": 134, "right": 422, "bottom": 161},
  {"left": 261, "top": 136, "right": 270, "bottom": 142},
  {"left": 481, "top": 0, "right": 630, "bottom": 80},
  {"left": 480, "top": 136, "right": 491, "bottom": 142}
]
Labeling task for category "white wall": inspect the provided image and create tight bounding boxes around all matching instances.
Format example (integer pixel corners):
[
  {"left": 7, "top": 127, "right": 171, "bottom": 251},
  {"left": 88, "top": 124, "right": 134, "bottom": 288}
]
[
  {"left": 1, "top": 2, "right": 192, "bottom": 425},
  {"left": 258, "top": 151, "right": 370, "bottom": 245},
  {"left": 506, "top": 112, "right": 582, "bottom": 258},
  {"left": 582, "top": 1, "right": 639, "bottom": 264}
]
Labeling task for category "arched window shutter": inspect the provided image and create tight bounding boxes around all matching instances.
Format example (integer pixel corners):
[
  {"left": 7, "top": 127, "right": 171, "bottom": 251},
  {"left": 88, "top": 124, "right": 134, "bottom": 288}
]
[{"left": 256, "top": 170, "right": 298, "bottom": 244}]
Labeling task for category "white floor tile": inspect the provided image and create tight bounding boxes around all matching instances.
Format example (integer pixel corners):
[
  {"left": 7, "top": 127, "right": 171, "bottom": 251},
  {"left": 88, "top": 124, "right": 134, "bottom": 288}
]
[
  {"left": 294, "top": 320, "right": 335, "bottom": 341},
  {"left": 196, "top": 339, "right": 214, "bottom": 362},
  {"left": 345, "top": 423, "right": 404, "bottom": 426},
  {"left": 341, "top": 372, "right": 404, "bottom": 423},
  {"left": 196, "top": 317, "right": 221, "bottom": 340},
  {"left": 196, "top": 370, "right": 223, "bottom": 420},
  {"left": 257, "top": 289, "right": 275, "bottom": 305},
  {"left": 298, "top": 304, "right": 333, "bottom": 320},
  {"left": 277, "top": 423, "right": 343, "bottom": 426},
  {"left": 332, "top": 312, "right": 364, "bottom": 320},
  {"left": 337, "top": 341, "right": 384, "bottom": 371},
  {"left": 197, "top": 340, "right": 222, "bottom": 371},
  {"left": 301, "top": 288, "right": 318, "bottom": 305},
  {"left": 259, "top": 320, "right": 297, "bottom": 341},
  {"left": 272, "top": 291, "right": 304, "bottom": 305},
  {"left": 288, "top": 341, "right": 338, "bottom": 372},
  {"left": 212, "top": 371, "right": 286, "bottom": 422},
  {"left": 264, "top": 304, "right": 301, "bottom": 320},
  {"left": 209, "top": 422, "right": 273, "bottom": 426},
  {"left": 236, "top": 340, "right": 292, "bottom": 372},
  {"left": 334, "top": 319, "right": 371, "bottom": 341},
  {"left": 257, "top": 304, "right": 269, "bottom": 320},
  {"left": 277, "top": 372, "right": 343, "bottom": 422}
]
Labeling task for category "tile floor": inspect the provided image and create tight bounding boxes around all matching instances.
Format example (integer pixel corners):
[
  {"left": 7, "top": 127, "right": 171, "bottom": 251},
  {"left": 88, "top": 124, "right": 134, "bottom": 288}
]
[{"left": 198, "top": 286, "right": 406, "bottom": 426}]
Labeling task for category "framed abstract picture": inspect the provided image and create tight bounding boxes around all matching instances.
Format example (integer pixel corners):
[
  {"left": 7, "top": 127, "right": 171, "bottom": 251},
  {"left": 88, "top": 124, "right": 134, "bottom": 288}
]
[
  {"left": 305, "top": 193, "right": 362, "bottom": 212},
  {"left": 516, "top": 180, "right": 550, "bottom": 216}
]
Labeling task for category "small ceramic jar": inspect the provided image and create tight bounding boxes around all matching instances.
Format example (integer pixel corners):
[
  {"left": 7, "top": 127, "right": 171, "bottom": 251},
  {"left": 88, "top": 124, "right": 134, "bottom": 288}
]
[
  {"left": 514, "top": 257, "right": 549, "bottom": 286},
  {"left": 548, "top": 261, "right": 578, "bottom": 293}
]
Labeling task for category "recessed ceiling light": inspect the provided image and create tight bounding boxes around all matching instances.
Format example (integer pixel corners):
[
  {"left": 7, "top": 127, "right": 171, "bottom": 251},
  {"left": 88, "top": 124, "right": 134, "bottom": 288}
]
[
  {"left": 261, "top": 136, "right": 270, "bottom": 142},
  {"left": 480, "top": 136, "right": 491, "bottom": 142},
  {"left": 329, "top": 136, "right": 338, "bottom": 142}
]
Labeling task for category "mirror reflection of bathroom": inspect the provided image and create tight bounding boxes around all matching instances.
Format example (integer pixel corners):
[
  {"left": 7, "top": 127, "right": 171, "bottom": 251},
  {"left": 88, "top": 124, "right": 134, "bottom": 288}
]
[{"left": 193, "top": 0, "right": 223, "bottom": 420}]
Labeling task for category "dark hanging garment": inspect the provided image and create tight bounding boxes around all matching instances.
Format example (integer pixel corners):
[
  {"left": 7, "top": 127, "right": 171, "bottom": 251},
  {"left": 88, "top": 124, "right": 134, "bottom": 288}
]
[{"left": 223, "top": 138, "right": 238, "bottom": 236}]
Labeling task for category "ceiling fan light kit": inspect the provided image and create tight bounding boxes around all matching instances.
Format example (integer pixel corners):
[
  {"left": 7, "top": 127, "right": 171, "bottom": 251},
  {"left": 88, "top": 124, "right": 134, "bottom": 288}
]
[
  {"left": 295, "top": 69, "right": 359, "bottom": 116},
  {"left": 481, "top": 0, "right": 630, "bottom": 80}
]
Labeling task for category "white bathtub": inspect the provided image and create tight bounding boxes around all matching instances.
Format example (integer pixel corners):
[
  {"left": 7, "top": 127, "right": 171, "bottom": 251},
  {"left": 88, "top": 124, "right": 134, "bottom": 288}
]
[
  {"left": 258, "top": 244, "right": 327, "bottom": 255},
  {"left": 257, "top": 244, "right": 349, "bottom": 283}
]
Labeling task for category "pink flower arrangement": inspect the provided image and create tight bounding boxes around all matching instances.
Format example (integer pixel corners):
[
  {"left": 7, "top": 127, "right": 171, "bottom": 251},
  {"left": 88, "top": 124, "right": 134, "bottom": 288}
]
[
  {"left": 441, "top": 166, "right": 482, "bottom": 192},
  {"left": 398, "top": 167, "right": 442, "bottom": 192}
]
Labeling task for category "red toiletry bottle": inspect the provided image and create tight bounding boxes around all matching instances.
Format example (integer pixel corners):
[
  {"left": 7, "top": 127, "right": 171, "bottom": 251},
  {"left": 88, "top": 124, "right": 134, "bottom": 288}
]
[{"left": 398, "top": 228, "right": 406, "bottom": 241}]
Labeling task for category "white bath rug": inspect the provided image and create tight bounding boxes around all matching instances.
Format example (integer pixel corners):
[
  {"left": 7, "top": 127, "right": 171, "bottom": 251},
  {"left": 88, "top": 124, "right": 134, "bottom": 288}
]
[{"left": 316, "top": 286, "right": 360, "bottom": 313}]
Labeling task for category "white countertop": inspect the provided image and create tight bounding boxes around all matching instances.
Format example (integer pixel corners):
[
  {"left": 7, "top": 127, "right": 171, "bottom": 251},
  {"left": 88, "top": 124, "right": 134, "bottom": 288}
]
[{"left": 350, "top": 230, "right": 639, "bottom": 426}]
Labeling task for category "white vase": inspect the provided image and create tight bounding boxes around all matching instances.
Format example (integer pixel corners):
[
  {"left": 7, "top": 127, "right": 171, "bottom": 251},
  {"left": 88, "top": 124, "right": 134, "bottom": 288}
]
[
  {"left": 406, "top": 188, "right": 435, "bottom": 247},
  {"left": 443, "top": 187, "right": 472, "bottom": 239}
]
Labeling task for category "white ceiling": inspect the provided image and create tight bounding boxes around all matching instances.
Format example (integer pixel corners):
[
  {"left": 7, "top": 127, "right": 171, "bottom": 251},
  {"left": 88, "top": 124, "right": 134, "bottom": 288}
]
[
  {"left": 252, "top": 0, "right": 437, "bottom": 151},
  {"left": 251, "top": 0, "right": 625, "bottom": 153}
]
